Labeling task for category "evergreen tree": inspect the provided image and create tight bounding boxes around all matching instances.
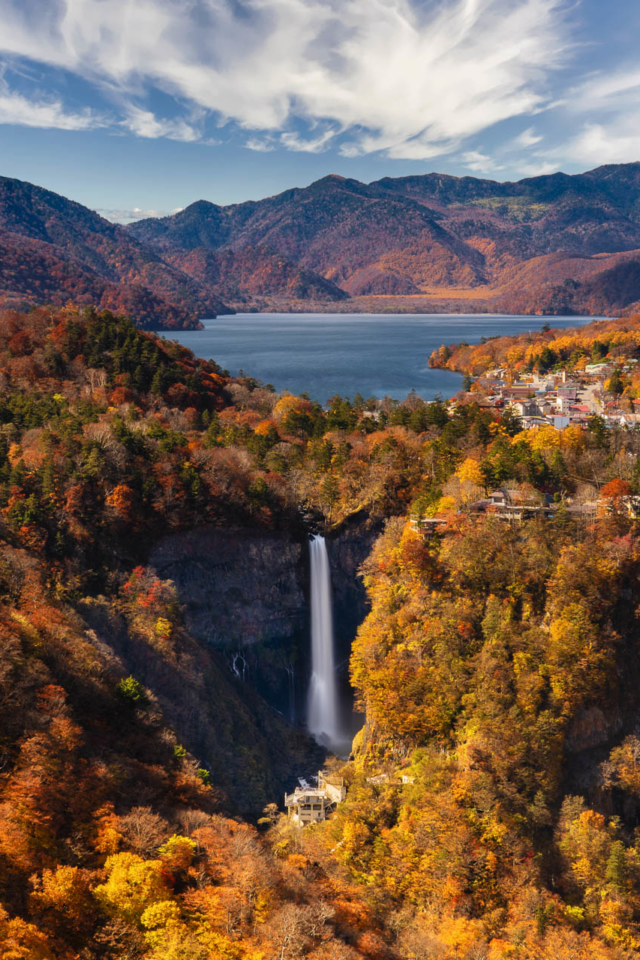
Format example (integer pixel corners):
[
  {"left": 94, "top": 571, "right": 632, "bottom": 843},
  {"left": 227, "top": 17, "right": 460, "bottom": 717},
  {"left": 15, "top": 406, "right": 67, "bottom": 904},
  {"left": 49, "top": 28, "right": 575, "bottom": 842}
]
[
  {"left": 608, "top": 368, "right": 624, "bottom": 395},
  {"left": 605, "top": 840, "right": 627, "bottom": 893},
  {"left": 150, "top": 369, "right": 165, "bottom": 396}
]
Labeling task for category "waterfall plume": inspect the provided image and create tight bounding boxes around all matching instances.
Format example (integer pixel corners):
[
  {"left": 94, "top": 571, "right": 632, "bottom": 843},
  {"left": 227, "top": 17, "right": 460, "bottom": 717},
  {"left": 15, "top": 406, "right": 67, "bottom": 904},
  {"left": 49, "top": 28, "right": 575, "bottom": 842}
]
[{"left": 308, "top": 534, "right": 343, "bottom": 751}]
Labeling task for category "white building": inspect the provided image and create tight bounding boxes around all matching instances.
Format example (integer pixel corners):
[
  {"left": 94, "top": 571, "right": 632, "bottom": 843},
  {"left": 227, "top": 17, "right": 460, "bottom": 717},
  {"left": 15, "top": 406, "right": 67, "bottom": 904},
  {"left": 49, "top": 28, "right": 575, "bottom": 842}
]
[{"left": 285, "top": 771, "right": 346, "bottom": 825}]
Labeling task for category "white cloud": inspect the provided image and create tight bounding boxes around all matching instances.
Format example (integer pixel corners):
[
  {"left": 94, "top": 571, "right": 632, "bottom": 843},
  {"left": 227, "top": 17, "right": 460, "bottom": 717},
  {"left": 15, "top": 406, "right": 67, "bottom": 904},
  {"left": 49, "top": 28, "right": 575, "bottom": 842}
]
[
  {"left": 96, "top": 205, "right": 183, "bottom": 223},
  {"left": 460, "top": 150, "right": 502, "bottom": 174},
  {"left": 0, "top": 87, "right": 102, "bottom": 130},
  {"left": 0, "top": 0, "right": 571, "bottom": 158},
  {"left": 512, "top": 126, "right": 543, "bottom": 148},
  {"left": 559, "top": 121, "right": 640, "bottom": 167},
  {"left": 549, "top": 66, "right": 640, "bottom": 167},
  {"left": 280, "top": 129, "right": 336, "bottom": 153},
  {"left": 245, "top": 137, "right": 275, "bottom": 152},
  {"left": 121, "top": 105, "right": 201, "bottom": 141},
  {"left": 516, "top": 160, "right": 559, "bottom": 177},
  {"left": 572, "top": 68, "right": 640, "bottom": 111}
]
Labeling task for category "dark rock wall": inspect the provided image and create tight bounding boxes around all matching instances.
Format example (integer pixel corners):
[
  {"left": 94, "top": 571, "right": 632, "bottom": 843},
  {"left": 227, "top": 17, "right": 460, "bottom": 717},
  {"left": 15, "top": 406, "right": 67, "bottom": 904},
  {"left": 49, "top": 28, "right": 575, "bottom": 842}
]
[
  {"left": 150, "top": 526, "right": 306, "bottom": 648},
  {"left": 150, "top": 526, "right": 308, "bottom": 721},
  {"left": 149, "top": 517, "right": 381, "bottom": 734},
  {"left": 327, "top": 515, "right": 383, "bottom": 740}
]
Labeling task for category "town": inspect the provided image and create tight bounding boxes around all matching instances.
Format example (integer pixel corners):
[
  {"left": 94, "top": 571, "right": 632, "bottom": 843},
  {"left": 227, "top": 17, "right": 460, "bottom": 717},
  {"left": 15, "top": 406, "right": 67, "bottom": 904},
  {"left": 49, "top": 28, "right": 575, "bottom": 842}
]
[
  {"left": 457, "top": 359, "right": 640, "bottom": 430},
  {"left": 411, "top": 357, "right": 640, "bottom": 533}
]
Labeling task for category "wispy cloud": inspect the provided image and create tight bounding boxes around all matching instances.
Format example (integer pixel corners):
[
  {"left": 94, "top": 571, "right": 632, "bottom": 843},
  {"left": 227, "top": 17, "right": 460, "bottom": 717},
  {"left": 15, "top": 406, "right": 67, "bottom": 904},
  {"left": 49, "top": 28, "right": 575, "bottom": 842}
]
[
  {"left": 552, "top": 67, "right": 640, "bottom": 167},
  {"left": 460, "top": 150, "right": 502, "bottom": 174},
  {"left": 0, "top": 0, "right": 572, "bottom": 160},
  {"left": 516, "top": 160, "right": 559, "bottom": 178},
  {"left": 512, "top": 127, "right": 543, "bottom": 148},
  {"left": 558, "top": 122, "right": 640, "bottom": 167},
  {"left": 280, "top": 129, "right": 337, "bottom": 154},
  {"left": 0, "top": 87, "right": 102, "bottom": 130},
  {"left": 245, "top": 137, "right": 276, "bottom": 153}
]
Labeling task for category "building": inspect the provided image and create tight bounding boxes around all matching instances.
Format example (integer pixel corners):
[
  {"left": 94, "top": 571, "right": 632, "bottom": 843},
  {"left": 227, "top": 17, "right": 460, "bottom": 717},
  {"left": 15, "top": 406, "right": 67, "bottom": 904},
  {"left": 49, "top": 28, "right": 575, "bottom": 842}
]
[
  {"left": 409, "top": 516, "right": 448, "bottom": 535},
  {"left": 470, "top": 488, "right": 554, "bottom": 521},
  {"left": 285, "top": 771, "right": 346, "bottom": 826}
]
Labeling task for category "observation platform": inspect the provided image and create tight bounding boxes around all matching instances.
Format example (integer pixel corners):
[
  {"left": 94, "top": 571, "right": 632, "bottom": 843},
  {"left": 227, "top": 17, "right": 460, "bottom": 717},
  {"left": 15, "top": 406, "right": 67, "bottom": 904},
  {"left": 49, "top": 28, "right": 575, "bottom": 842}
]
[{"left": 285, "top": 770, "right": 346, "bottom": 825}]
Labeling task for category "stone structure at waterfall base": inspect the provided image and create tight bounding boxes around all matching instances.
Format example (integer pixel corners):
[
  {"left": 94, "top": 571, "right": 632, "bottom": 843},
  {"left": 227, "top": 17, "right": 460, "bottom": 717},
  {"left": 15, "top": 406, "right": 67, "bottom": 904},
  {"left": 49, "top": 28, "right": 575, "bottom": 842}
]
[{"left": 285, "top": 771, "right": 346, "bottom": 825}]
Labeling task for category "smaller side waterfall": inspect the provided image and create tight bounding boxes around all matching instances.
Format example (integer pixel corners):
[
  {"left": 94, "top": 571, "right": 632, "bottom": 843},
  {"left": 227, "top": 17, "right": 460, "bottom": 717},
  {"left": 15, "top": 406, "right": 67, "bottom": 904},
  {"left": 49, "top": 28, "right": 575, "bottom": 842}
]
[{"left": 307, "top": 535, "right": 342, "bottom": 750}]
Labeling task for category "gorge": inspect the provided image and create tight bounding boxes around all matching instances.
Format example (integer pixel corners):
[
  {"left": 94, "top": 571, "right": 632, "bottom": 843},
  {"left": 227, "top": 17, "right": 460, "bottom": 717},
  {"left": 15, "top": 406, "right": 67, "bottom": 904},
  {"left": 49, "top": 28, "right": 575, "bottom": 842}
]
[
  {"left": 5, "top": 303, "right": 640, "bottom": 958},
  {"left": 145, "top": 519, "right": 373, "bottom": 807}
]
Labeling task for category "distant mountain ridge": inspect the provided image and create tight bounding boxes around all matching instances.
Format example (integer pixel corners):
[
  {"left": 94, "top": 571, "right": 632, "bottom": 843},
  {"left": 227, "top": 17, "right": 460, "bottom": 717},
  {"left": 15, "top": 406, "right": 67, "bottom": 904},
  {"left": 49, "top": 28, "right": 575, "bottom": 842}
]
[
  {"left": 5, "top": 164, "right": 640, "bottom": 324},
  {"left": 129, "top": 162, "right": 640, "bottom": 316}
]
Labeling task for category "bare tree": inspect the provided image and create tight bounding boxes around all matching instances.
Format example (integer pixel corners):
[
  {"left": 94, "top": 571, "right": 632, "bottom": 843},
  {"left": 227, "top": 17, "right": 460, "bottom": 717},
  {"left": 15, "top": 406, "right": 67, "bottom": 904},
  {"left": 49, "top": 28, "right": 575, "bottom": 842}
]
[{"left": 118, "top": 806, "right": 170, "bottom": 856}]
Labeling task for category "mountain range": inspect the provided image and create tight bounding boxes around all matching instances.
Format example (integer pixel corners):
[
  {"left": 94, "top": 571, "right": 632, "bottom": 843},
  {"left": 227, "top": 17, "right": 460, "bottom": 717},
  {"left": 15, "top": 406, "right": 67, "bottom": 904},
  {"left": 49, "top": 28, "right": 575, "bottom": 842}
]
[{"left": 5, "top": 163, "right": 640, "bottom": 327}]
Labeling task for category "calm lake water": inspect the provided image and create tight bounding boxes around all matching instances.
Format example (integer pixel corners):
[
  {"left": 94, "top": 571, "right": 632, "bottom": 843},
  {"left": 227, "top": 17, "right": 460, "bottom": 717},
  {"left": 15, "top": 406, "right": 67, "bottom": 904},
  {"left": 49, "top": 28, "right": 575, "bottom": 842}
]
[{"left": 161, "top": 313, "right": 603, "bottom": 404}]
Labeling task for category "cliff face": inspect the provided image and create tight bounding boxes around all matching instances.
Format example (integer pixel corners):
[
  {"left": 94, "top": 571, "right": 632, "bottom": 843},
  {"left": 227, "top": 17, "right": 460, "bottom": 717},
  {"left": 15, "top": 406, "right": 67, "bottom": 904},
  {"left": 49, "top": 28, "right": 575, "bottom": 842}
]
[
  {"left": 81, "top": 597, "right": 322, "bottom": 815},
  {"left": 327, "top": 516, "right": 383, "bottom": 740},
  {"left": 150, "top": 527, "right": 308, "bottom": 721},
  {"left": 148, "top": 519, "right": 378, "bottom": 738}
]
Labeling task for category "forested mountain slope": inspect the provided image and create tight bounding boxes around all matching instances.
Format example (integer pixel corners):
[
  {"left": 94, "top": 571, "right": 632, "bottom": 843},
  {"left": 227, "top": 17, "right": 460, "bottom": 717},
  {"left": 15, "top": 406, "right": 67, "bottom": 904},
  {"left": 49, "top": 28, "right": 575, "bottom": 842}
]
[
  {"left": 131, "top": 163, "right": 640, "bottom": 314},
  {"left": 0, "top": 177, "right": 233, "bottom": 329},
  {"left": 4, "top": 304, "right": 640, "bottom": 956},
  {"left": 6, "top": 165, "right": 640, "bottom": 320}
]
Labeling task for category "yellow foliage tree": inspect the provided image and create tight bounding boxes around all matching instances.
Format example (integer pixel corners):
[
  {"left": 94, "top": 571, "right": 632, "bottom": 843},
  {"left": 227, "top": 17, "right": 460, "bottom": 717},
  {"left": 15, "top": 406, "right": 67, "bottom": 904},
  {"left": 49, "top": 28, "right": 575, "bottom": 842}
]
[
  {"left": 30, "top": 865, "right": 94, "bottom": 937},
  {"left": 93, "top": 852, "right": 170, "bottom": 924},
  {"left": 560, "top": 424, "right": 585, "bottom": 452},
  {"left": 527, "top": 425, "right": 561, "bottom": 452},
  {"left": 455, "top": 458, "right": 484, "bottom": 487},
  {"left": 158, "top": 834, "right": 197, "bottom": 873},
  {"left": 273, "top": 394, "right": 311, "bottom": 422}
]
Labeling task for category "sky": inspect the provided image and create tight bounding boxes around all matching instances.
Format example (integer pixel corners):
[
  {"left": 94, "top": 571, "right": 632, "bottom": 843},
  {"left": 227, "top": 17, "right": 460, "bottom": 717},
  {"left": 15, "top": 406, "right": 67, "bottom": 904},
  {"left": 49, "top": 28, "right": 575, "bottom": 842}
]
[{"left": 0, "top": 0, "right": 639, "bottom": 221}]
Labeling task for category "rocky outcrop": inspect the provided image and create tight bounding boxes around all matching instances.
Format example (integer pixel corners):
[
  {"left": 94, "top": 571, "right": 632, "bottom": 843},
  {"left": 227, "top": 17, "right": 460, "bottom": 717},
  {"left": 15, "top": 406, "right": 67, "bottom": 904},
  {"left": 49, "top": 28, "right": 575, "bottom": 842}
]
[
  {"left": 150, "top": 527, "right": 307, "bottom": 721},
  {"left": 566, "top": 706, "right": 623, "bottom": 754},
  {"left": 148, "top": 518, "right": 379, "bottom": 736}
]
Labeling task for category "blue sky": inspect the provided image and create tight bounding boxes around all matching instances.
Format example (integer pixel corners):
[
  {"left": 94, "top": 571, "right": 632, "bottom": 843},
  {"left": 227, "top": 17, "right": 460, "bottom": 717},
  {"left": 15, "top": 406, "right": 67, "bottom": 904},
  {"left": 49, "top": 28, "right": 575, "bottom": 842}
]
[{"left": 0, "top": 0, "right": 639, "bottom": 221}]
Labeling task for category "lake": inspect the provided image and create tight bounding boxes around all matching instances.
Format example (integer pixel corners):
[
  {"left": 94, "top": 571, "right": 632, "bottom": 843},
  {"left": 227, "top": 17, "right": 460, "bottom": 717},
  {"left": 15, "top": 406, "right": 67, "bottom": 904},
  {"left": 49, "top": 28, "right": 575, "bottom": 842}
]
[{"left": 160, "top": 313, "right": 603, "bottom": 404}]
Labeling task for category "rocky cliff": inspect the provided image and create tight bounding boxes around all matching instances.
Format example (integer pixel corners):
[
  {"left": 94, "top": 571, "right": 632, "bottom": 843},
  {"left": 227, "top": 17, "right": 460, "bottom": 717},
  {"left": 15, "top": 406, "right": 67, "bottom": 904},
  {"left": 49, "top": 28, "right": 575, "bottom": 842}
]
[{"left": 148, "top": 519, "right": 379, "bottom": 740}]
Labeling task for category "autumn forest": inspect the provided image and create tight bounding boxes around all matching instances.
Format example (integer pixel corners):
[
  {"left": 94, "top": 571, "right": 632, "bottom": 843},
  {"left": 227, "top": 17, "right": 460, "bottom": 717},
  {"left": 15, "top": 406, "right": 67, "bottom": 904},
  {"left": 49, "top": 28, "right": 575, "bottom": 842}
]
[{"left": 3, "top": 302, "right": 640, "bottom": 960}]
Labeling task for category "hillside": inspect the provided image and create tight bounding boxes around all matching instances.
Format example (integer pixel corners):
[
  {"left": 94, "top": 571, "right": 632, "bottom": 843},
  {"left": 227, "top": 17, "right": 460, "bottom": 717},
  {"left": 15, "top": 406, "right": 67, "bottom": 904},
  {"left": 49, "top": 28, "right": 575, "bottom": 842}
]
[
  {"left": 4, "top": 305, "right": 640, "bottom": 955},
  {"left": 0, "top": 177, "right": 234, "bottom": 329},
  {"left": 6, "top": 166, "right": 640, "bottom": 321},
  {"left": 131, "top": 164, "right": 640, "bottom": 315},
  {"left": 429, "top": 310, "right": 640, "bottom": 377},
  {"left": 166, "top": 245, "right": 349, "bottom": 306}
]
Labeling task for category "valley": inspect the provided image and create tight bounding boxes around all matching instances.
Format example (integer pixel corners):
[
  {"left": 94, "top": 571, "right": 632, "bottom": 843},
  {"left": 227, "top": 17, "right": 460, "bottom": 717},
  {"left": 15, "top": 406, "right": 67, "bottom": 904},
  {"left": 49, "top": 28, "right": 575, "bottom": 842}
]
[
  {"left": 3, "top": 0, "right": 640, "bottom": 955},
  {"left": 2, "top": 303, "right": 640, "bottom": 956}
]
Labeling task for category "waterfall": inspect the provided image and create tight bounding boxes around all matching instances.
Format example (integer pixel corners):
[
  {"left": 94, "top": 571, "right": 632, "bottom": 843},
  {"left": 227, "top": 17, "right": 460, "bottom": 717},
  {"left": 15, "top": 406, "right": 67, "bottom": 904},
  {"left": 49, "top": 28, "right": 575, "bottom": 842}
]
[{"left": 308, "top": 534, "right": 342, "bottom": 750}]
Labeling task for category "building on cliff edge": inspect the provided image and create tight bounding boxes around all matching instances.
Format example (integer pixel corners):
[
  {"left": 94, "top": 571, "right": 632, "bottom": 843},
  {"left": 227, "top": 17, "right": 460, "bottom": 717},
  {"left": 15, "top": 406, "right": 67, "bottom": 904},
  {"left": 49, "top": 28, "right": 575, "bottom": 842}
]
[{"left": 285, "top": 771, "right": 346, "bottom": 825}]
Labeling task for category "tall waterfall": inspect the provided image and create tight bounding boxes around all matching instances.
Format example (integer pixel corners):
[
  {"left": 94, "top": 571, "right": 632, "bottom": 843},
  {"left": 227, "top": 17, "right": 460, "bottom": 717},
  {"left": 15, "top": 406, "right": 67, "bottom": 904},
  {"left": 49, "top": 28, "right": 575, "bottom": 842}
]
[{"left": 308, "top": 535, "right": 341, "bottom": 750}]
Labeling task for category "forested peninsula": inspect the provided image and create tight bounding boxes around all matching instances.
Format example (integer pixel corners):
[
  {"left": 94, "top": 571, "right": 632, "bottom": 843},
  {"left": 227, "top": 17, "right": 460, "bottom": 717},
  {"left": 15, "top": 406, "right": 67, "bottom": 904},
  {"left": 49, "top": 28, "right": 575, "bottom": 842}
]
[{"left": 2, "top": 305, "right": 640, "bottom": 958}]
